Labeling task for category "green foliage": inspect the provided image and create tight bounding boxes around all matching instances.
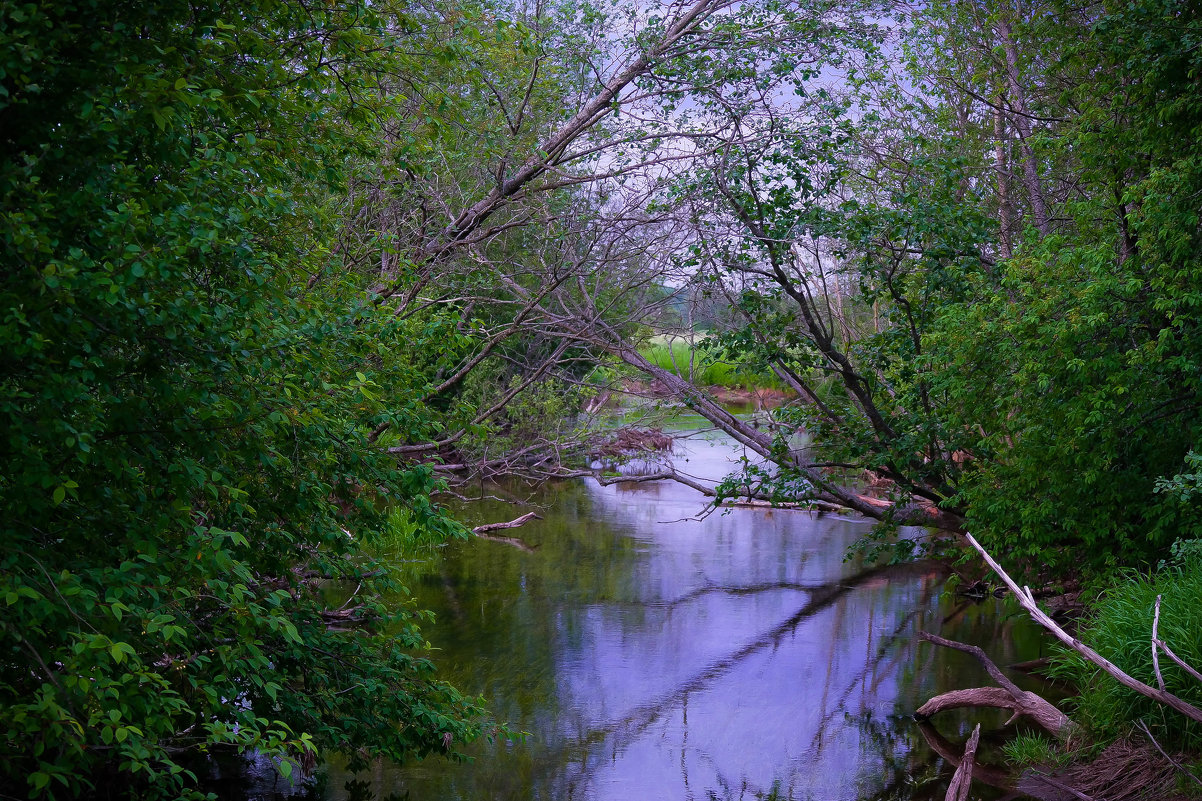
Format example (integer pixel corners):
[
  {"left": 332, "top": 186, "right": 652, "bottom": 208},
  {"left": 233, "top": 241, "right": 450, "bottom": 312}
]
[
  {"left": 935, "top": 239, "right": 1202, "bottom": 570},
  {"left": 457, "top": 365, "right": 594, "bottom": 464},
  {"left": 930, "top": 0, "right": 1202, "bottom": 573},
  {"left": 842, "top": 524, "right": 955, "bottom": 566},
  {"left": 640, "top": 339, "right": 782, "bottom": 390},
  {"left": 1049, "top": 564, "right": 1202, "bottom": 752},
  {"left": 1001, "top": 733, "right": 1066, "bottom": 768},
  {"left": 0, "top": 1, "right": 487, "bottom": 796}
]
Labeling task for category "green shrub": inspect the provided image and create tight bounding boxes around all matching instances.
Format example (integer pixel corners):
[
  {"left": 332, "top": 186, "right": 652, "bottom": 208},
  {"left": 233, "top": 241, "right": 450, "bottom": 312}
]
[{"left": 0, "top": 2, "right": 486, "bottom": 795}]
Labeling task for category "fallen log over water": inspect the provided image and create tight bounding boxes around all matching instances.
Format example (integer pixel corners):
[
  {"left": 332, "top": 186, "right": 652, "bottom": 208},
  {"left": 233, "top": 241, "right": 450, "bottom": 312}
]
[{"left": 966, "top": 533, "right": 1202, "bottom": 725}]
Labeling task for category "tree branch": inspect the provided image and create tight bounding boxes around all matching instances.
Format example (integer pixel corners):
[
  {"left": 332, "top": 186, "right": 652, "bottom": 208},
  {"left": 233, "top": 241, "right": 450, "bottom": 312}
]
[{"left": 967, "top": 532, "right": 1202, "bottom": 725}]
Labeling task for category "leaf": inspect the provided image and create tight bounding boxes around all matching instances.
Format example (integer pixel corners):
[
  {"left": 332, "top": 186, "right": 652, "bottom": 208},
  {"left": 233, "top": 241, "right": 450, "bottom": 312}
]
[{"left": 110, "top": 642, "right": 136, "bottom": 664}]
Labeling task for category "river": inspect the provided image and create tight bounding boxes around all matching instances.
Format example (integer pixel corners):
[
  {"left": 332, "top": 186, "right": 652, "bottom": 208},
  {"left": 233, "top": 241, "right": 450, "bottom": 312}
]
[{"left": 252, "top": 422, "right": 1055, "bottom": 800}]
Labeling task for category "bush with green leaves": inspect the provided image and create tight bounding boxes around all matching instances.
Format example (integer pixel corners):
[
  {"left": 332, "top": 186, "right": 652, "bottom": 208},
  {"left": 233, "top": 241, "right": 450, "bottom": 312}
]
[{"left": 0, "top": 1, "right": 487, "bottom": 796}]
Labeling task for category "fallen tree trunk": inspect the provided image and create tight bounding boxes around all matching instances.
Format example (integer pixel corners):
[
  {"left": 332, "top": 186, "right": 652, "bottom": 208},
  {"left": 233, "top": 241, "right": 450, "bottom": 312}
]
[
  {"left": 917, "top": 688, "right": 1069, "bottom": 737},
  {"left": 966, "top": 533, "right": 1202, "bottom": 725},
  {"left": 602, "top": 319, "right": 968, "bottom": 533}
]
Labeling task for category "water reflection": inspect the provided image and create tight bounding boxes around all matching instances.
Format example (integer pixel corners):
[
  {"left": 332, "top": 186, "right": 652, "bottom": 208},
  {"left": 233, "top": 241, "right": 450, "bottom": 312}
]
[{"left": 318, "top": 429, "right": 1053, "bottom": 801}]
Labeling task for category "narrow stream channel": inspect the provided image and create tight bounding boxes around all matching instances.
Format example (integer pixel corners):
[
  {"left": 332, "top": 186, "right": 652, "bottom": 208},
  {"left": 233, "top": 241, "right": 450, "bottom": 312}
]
[{"left": 300, "top": 425, "right": 1056, "bottom": 801}]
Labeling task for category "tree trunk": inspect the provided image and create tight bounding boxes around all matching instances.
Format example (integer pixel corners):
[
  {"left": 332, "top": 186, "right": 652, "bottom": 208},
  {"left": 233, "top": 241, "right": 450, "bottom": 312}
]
[
  {"left": 993, "top": 102, "right": 1013, "bottom": 259},
  {"left": 996, "top": 13, "right": 1051, "bottom": 237}
]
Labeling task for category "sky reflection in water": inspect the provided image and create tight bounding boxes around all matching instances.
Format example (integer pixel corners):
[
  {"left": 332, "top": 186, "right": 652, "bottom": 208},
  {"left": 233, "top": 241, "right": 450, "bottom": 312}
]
[{"left": 323, "top": 428, "right": 1051, "bottom": 801}]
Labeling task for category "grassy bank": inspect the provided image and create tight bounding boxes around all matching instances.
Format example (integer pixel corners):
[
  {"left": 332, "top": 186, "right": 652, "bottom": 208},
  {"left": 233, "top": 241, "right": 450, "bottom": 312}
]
[
  {"left": 997, "top": 558, "right": 1202, "bottom": 799},
  {"left": 639, "top": 336, "right": 783, "bottom": 391}
]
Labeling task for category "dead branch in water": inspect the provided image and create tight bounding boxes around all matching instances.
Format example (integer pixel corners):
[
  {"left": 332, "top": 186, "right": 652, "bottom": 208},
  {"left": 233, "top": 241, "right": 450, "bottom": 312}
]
[
  {"left": 592, "top": 427, "right": 673, "bottom": 457},
  {"left": 917, "top": 631, "right": 1072, "bottom": 737},
  {"left": 1008, "top": 656, "right": 1053, "bottom": 673},
  {"left": 915, "top": 722, "right": 1014, "bottom": 792},
  {"left": 966, "top": 533, "right": 1202, "bottom": 725},
  {"left": 945, "top": 723, "right": 979, "bottom": 801},
  {"left": 472, "top": 511, "right": 542, "bottom": 534},
  {"left": 471, "top": 512, "right": 542, "bottom": 551}
]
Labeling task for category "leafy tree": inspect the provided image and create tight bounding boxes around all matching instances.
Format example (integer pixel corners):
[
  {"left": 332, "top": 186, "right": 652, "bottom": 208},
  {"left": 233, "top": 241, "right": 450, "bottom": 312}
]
[
  {"left": 928, "top": 0, "right": 1202, "bottom": 570},
  {"left": 580, "top": 0, "right": 1202, "bottom": 576},
  {"left": 0, "top": 1, "right": 489, "bottom": 796}
]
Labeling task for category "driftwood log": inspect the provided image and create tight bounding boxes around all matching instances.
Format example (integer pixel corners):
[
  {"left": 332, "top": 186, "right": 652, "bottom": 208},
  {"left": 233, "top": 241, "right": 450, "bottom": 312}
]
[
  {"left": 916, "top": 631, "right": 1073, "bottom": 737},
  {"left": 945, "top": 723, "right": 980, "bottom": 801},
  {"left": 472, "top": 512, "right": 542, "bottom": 551}
]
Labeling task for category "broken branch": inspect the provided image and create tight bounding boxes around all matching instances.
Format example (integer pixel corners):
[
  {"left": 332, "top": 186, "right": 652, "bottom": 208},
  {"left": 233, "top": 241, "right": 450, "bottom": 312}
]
[
  {"left": 471, "top": 512, "right": 542, "bottom": 551},
  {"left": 966, "top": 532, "right": 1202, "bottom": 725},
  {"left": 945, "top": 723, "right": 979, "bottom": 801},
  {"left": 917, "top": 632, "right": 1072, "bottom": 736},
  {"left": 1153, "top": 594, "right": 1165, "bottom": 691},
  {"left": 471, "top": 511, "right": 543, "bottom": 534}
]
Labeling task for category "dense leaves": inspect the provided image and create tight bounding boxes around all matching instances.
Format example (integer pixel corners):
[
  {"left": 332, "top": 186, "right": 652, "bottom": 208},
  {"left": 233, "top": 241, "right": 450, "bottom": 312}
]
[
  {"left": 668, "top": 0, "right": 1202, "bottom": 574},
  {"left": 937, "top": 0, "right": 1202, "bottom": 569},
  {"left": 1, "top": 1, "right": 487, "bottom": 796}
]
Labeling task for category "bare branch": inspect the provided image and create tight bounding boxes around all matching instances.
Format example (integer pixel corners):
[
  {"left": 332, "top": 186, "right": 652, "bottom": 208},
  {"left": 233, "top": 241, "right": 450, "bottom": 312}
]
[
  {"left": 471, "top": 511, "right": 543, "bottom": 535},
  {"left": 1153, "top": 593, "right": 1165, "bottom": 691},
  {"left": 472, "top": 512, "right": 542, "bottom": 551},
  {"left": 1137, "top": 718, "right": 1202, "bottom": 789},
  {"left": 918, "top": 632, "right": 1071, "bottom": 737},
  {"left": 945, "top": 723, "right": 979, "bottom": 801},
  {"left": 967, "top": 533, "right": 1202, "bottom": 725}
]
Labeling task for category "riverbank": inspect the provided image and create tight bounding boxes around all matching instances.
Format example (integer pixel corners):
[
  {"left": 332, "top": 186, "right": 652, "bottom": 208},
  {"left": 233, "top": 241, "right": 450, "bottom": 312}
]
[{"left": 928, "top": 551, "right": 1202, "bottom": 801}]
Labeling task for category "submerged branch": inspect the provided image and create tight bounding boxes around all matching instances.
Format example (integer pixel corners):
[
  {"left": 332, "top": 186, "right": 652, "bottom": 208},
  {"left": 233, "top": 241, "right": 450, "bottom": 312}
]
[
  {"left": 917, "top": 632, "right": 1072, "bottom": 736},
  {"left": 471, "top": 512, "right": 542, "bottom": 551},
  {"left": 945, "top": 723, "right": 980, "bottom": 801}
]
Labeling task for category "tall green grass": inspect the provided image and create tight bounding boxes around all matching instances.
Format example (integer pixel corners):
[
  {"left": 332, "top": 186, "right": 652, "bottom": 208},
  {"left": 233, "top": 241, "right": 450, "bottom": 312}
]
[
  {"left": 639, "top": 339, "right": 782, "bottom": 390},
  {"left": 1001, "top": 733, "right": 1067, "bottom": 768},
  {"left": 1050, "top": 561, "right": 1202, "bottom": 751}
]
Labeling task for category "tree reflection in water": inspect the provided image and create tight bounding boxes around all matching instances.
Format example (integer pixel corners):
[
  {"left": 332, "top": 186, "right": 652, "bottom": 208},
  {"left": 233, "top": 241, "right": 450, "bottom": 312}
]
[{"left": 290, "top": 430, "right": 1056, "bottom": 801}]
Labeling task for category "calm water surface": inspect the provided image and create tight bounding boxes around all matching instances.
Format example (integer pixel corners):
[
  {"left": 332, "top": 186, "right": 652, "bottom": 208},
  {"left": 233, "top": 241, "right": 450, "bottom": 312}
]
[{"left": 315, "top": 427, "right": 1054, "bottom": 801}]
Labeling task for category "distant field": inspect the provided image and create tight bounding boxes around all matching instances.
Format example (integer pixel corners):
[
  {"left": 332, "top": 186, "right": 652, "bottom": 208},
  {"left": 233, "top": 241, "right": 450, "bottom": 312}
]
[{"left": 638, "top": 336, "right": 782, "bottom": 390}]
